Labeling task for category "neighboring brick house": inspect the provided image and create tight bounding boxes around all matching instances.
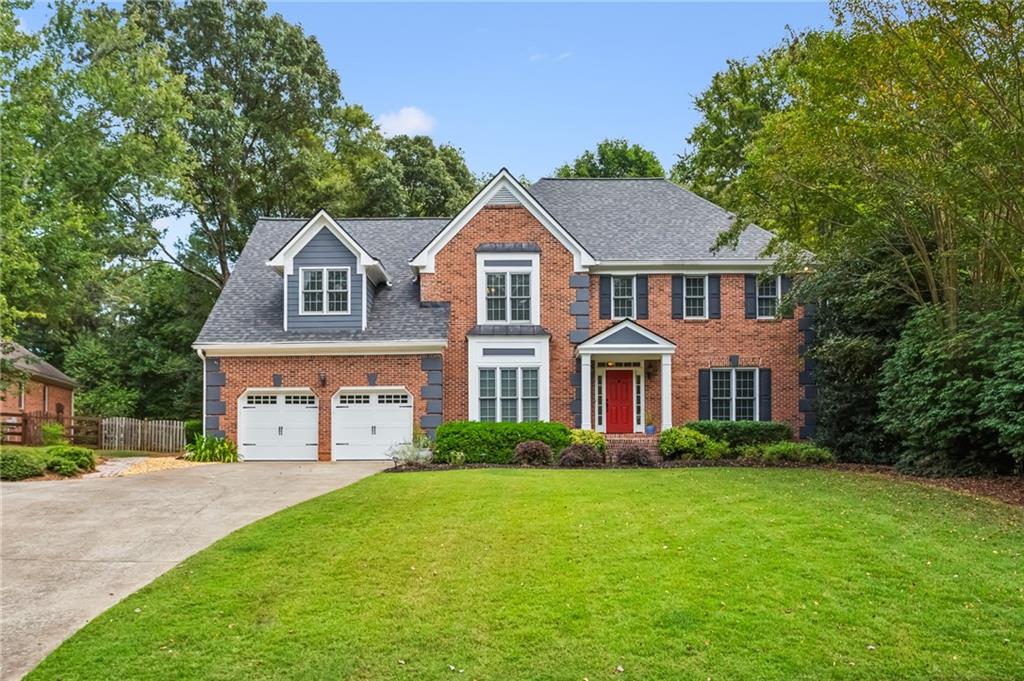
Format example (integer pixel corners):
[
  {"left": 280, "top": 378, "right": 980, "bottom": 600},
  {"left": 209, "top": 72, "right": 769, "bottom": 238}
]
[
  {"left": 195, "top": 170, "right": 815, "bottom": 462},
  {"left": 1, "top": 343, "right": 76, "bottom": 417}
]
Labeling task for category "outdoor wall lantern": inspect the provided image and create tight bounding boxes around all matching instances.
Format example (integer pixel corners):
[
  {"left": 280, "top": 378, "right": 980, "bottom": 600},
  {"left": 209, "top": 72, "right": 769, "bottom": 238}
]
[{"left": 318, "top": 370, "right": 327, "bottom": 388}]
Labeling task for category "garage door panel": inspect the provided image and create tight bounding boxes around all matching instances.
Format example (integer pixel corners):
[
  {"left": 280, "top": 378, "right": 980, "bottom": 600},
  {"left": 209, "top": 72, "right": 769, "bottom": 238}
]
[
  {"left": 332, "top": 391, "right": 413, "bottom": 460},
  {"left": 238, "top": 393, "right": 318, "bottom": 461}
]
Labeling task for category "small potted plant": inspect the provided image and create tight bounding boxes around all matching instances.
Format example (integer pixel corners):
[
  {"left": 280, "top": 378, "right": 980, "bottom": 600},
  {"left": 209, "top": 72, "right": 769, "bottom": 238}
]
[{"left": 645, "top": 413, "right": 656, "bottom": 435}]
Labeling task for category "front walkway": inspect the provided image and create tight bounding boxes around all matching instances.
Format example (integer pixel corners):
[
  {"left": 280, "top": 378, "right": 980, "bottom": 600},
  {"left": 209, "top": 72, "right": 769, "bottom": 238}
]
[{"left": 0, "top": 461, "right": 387, "bottom": 680}]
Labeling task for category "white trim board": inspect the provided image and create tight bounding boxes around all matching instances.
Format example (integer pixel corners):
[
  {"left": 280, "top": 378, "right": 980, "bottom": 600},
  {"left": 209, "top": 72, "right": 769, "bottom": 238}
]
[
  {"left": 268, "top": 209, "right": 390, "bottom": 285},
  {"left": 194, "top": 339, "right": 447, "bottom": 356},
  {"left": 467, "top": 335, "right": 550, "bottom": 422},
  {"left": 409, "top": 169, "right": 596, "bottom": 274}
]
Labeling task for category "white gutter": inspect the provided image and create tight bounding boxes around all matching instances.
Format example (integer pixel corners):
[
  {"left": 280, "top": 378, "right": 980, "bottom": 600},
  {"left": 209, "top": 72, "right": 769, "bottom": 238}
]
[{"left": 192, "top": 339, "right": 448, "bottom": 357}]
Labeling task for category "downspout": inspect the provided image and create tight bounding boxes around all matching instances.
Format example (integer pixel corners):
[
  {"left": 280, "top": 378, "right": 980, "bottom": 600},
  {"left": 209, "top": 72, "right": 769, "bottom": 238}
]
[{"left": 196, "top": 348, "right": 207, "bottom": 436}]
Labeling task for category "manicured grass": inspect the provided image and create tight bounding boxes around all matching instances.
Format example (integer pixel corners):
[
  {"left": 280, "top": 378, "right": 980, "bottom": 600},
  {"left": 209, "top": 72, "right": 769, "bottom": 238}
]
[{"left": 30, "top": 469, "right": 1024, "bottom": 680}]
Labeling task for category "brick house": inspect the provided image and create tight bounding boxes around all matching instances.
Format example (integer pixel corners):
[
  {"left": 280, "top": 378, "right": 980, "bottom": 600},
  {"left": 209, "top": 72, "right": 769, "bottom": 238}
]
[
  {"left": 1, "top": 342, "right": 76, "bottom": 417},
  {"left": 194, "top": 170, "right": 815, "bottom": 461}
]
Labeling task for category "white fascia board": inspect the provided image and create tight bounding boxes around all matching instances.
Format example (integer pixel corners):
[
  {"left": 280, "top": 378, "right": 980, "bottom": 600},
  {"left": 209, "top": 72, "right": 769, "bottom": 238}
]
[
  {"left": 267, "top": 209, "right": 391, "bottom": 284},
  {"left": 591, "top": 259, "right": 779, "bottom": 274},
  {"left": 193, "top": 339, "right": 447, "bottom": 356},
  {"left": 409, "top": 169, "right": 596, "bottom": 274},
  {"left": 238, "top": 386, "right": 316, "bottom": 396}
]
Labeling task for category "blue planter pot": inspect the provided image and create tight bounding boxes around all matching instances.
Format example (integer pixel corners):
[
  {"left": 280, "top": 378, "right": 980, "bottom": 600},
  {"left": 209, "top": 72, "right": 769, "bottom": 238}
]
[{"left": 645, "top": 425, "right": 656, "bottom": 435}]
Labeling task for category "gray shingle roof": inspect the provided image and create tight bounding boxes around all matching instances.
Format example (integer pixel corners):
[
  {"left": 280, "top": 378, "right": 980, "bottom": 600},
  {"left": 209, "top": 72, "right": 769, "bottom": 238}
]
[
  {"left": 195, "top": 218, "right": 450, "bottom": 345},
  {"left": 3, "top": 343, "right": 76, "bottom": 387},
  {"left": 527, "top": 178, "right": 774, "bottom": 262}
]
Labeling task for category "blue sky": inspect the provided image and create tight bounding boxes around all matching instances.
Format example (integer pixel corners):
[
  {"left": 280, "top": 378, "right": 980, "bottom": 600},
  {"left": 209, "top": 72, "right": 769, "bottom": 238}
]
[{"left": 18, "top": 2, "right": 834, "bottom": 243}]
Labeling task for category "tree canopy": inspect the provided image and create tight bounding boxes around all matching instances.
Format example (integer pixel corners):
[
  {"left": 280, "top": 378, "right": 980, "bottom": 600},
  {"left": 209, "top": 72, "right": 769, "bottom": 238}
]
[{"left": 555, "top": 138, "right": 665, "bottom": 178}]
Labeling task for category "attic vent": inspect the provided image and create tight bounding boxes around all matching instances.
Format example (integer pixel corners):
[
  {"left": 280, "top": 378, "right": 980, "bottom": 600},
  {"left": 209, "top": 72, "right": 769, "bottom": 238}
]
[{"left": 487, "top": 186, "right": 520, "bottom": 206}]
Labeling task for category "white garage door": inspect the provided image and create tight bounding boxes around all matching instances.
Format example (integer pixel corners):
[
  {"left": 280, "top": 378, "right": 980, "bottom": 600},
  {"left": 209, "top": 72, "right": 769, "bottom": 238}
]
[
  {"left": 332, "top": 390, "right": 413, "bottom": 460},
  {"left": 237, "top": 392, "right": 318, "bottom": 461}
]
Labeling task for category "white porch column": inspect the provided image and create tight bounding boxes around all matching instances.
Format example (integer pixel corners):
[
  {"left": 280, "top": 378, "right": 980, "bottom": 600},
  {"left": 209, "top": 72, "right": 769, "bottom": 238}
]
[
  {"left": 581, "top": 355, "right": 592, "bottom": 430},
  {"left": 660, "top": 354, "right": 673, "bottom": 431}
]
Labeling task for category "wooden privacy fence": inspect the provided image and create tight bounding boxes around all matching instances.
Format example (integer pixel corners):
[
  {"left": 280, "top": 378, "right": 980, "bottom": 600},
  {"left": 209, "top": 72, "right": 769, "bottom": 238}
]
[
  {"left": 0, "top": 413, "right": 185, "bottom": 452},
  {"left": 100, "top": 417, "right": 185, "bottom": 453}
]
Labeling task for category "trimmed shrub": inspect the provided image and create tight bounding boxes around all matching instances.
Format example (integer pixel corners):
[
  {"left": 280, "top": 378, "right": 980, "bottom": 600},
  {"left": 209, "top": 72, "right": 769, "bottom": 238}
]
[
  {"left": 514, "top": 440, "right": 554, "bottom": 466},
  {"left": 40, "top": 421, "right": 67, "bottom": 446},
  {"left": 558, "top": 444, "right": 601, "bottom": 468},
  {"left": 46, "top": 445, "right": 96, "bottom": 471},
  {"left": 659, "top": 427, "right": 729, "bottom": 460},
  {"left": 433, "top": 421, "right": 571, "bottom": 464},
  {"left": 0, "top": 451, "right": 46, "bottom": 480},
  {"left": 184, "top": 419, "right": 203, "bottom": 446},
  {"left": 684, "top": 421, "right": 792, "bottom": 448},
  {"left": 616, "top": 446, "right": 654, "bottom": 467},
  {"left": 47, "top": 456, "right": 80, "bottom": 477},
  {"left": 757, "top": 442, "right": 835, "bottom": 464},
  {"left": 569, "top": 429, "right": 607, "bottom": 454},
  {"left": 185, "top": 435, "right": 238, "bottom": 463}
]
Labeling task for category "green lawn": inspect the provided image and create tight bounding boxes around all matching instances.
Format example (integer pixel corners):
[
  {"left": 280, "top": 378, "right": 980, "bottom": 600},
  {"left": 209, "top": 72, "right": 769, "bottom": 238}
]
[{"left": 30, "top": 469, "right": 1024, "bottom": 680}]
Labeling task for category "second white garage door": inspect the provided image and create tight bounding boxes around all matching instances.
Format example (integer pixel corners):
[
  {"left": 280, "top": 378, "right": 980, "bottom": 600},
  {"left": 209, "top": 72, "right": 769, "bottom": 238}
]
[
  {"left": 237, "top": 392, "right": 319, "bottom": 461},
  {"left": 332, "top": 390, "right": 413, "bottom": 460}
]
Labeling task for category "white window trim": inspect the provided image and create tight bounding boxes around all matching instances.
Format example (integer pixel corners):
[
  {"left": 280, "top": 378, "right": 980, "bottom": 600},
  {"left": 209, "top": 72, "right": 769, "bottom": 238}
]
[
  {"left": 298, "top": 266, "right": 352, "bottom": 316},
  {"left": 477, "top": 366, "right": 541, "bottom": 423},
  {"left": 710, "top": 367, "right": 760, "bottom": 422},
  {"left": 468, "top": 336, "right": 550, "bottom": 421},
  {"left": 593, "top": 361, "right": 645, "bottom": 434},
  {"left": 756, "top": 275, "right": 782, "bottom": 320},
  {"left": 683, "top": 275, "right": 709, "bottom": 320},
  {"left": 475, "top": 252, "right": 540, "bottom": 325},
  {"left": 611, "top": 275, "right": 636, "bottom": 321}
]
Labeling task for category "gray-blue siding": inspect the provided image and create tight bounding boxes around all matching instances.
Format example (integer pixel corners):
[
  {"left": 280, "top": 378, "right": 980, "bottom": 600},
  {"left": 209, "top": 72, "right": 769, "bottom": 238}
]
[{"left": 286, "top": 228, "right": 366, "bottom": 330}]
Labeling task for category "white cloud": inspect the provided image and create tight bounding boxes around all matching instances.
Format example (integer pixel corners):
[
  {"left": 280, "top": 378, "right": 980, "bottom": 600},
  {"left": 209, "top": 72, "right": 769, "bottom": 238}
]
[
  {"left": 554, "top": 52, "right": 572, "bottom": 62},
  {"left": 529, "top": 53, "right": 548, "bottom": 62},
  {"left": 377, "top": 106, "right": 436, "bottom": 137}
]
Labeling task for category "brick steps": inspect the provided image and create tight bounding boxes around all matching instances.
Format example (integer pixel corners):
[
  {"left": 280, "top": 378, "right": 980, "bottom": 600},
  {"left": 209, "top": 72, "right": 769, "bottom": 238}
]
[{"left": 605, "top": 433, "right": 662, "bottom": 464}]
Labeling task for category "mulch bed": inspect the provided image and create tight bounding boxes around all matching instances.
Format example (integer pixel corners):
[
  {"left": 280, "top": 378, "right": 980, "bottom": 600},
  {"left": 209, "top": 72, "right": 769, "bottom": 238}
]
[{"left": 386, "top": 460, "right": 1024, "bottom": 507}]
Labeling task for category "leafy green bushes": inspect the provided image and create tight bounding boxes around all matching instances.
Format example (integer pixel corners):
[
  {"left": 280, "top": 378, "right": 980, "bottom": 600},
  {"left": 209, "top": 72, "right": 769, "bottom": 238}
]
[
  {"left": 185, "top": 435, "right": 238, "bottom": 463},
  {"left": 0, "top": 450, "right": 46, "bottom": 480},
  {"left": 513, "top": 440, "right": 554, "bottom": 466},
  {"left": 756, "top": 442, "right": 834, "bottom": 464},
  {"left": 184, "top": 419, "right": 203, "bottom": 445},
  {"left": 569, "top": 429, "right": 606, "bottom": 454},
  {"left": 684, "top": 421, "right": 792, "bottom": 448},
  {"left": 558, "top": 444, "right": 602, "bottom": 467},
  {"left": 659, "top": 427, "right": 729, "bottom": 460},
  {"left": 41, "top": 421, "right": 67, "bottom": 446},
  {"left": 879, "top": 306, "right": 1024, "bottom": 475},
  {"left": 47, "top": 445, "right": 96, "bottom": 471},
  {"left": 433, "top": 421, "right": 571, "bottom": 464},
  {"left": 47, "top": 456, "right": 80, "bottom": 476}
]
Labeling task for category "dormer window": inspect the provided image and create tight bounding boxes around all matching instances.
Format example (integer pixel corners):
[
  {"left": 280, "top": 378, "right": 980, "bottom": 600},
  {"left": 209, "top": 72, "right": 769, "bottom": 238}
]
[
  {"left": 301, "top": 267, "right": 349, "bottom": 315},
  {"left": 477, "top": 252, "right": 540, "bottom": 325}
]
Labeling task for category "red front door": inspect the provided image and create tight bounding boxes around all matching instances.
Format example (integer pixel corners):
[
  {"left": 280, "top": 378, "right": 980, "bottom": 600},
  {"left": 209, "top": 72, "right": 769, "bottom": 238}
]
[{"left": 605, "top": 370, "right": 634, "bottom": 434}]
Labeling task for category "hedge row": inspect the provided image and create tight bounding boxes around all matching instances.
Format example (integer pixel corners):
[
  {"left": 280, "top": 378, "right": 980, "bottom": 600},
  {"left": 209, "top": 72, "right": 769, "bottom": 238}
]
[
  {"left": 683, "top": 420, "right": 792, "bottom": 447},
  {"left": 433, "top": 421, "right": 571, "bottom": 464}
]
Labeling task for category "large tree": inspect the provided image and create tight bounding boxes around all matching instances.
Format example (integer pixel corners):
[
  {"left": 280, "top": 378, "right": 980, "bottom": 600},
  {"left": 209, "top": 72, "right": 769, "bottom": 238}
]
[{"left": 555, "top": 138, "right": 665, "bottom": 178}]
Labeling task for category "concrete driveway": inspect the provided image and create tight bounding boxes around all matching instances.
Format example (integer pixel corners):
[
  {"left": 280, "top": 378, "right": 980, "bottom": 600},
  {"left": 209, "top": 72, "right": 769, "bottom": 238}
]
[{"left": 0, "top": 461, "right": 387, "bottom": 680}]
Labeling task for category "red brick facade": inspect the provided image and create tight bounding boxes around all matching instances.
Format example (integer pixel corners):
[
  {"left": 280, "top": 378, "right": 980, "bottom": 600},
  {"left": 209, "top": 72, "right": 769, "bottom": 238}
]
[
  {"left": 216, "top": 355, "right": 433, "bottom": 461},
  {"left": 0, "top": 379, "right": 73, "bottom": 416}
]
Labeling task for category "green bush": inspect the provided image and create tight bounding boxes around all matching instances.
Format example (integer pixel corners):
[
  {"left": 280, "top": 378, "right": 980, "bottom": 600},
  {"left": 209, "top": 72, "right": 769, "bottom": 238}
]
[
  {"left": 46, "top": 445, "right": 96, "bottom": 471},
  {"left": 569, "top": 429, "right": 606, "bottom": 454},
  {"left": 184, "top": 419, "right": 203, "bottom": 446},
  {"left": 684, "top": 421, "right": 792, "bottom": 448},
  {"left": 513, "top": 440, "right": 554, "bottom": 466},
  {"left": 659, "top": 427, "right": 729, "bottom": 460},
  {"left": 746, "top": 442, "right": 834, "bottom": 464},
  {"left": 40, "top": 421, "right": 67, "bottom": 446},
  {"left": 433, "top": 421, "right": 571, "bottom": 464},
  {"left": 185, "top": 435, "right": 238, "bottom": 463},
  {"left": 47, "top": 455, "right": 80, "bottom": 477},
  {"left": 0, "top": 450, "right": 46, "bottom": 480},
  {"left": 616, "top": 446, "right": 654, "bottom": 467}
]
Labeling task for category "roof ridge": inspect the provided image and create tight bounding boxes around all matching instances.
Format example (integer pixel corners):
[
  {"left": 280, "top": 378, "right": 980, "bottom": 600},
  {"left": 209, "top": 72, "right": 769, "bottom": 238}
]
[
  {"left": 535, "top": 176, "right": 669, "bottom": 181},
  {"left": 258, "top": 215, "right": 450, "bottom": 221}
]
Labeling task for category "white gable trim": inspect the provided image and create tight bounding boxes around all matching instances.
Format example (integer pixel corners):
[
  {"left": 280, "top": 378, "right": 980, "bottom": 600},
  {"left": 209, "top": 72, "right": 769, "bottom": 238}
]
[
  {"left": 577, "top": 319, "right": 676, "bottom": 355},
  {"left": 409, "top": 169, "right": 597, "bottom": 274},
  {"left": 267, "top": 209, "right": 390, "bottom": 285}
]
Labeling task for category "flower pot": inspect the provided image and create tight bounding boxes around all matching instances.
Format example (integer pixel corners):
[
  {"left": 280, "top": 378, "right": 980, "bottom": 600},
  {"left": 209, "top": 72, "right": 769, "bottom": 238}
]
[{"left": 645, "top": 425, "right": 656, "bottom": 435}]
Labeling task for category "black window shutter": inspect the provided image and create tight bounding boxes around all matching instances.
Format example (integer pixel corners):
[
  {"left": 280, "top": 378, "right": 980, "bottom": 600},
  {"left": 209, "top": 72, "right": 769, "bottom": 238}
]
[
  {"left": 636, "top": 275, "right": 648, "bottom": 319},
  {"left": 698, "top": 369, "right": 711, "bottom": 420},
  {"left": 671, "top": 275, "right": 684, "bottom": 318},
  {"left": 780, "top": 275, "right": 793, "bottom": 318},
  {"left": 759, "top": 368, "right": 772, "bottom": 421},
  {"left": 708, "top": 275, "right": 721, "bottom": 319},
  {"left": 599, "top": 275, "right": 611, "bottom": 319},
  {"left": 744, "top": 275, "right": 757, "bottom": 319}
]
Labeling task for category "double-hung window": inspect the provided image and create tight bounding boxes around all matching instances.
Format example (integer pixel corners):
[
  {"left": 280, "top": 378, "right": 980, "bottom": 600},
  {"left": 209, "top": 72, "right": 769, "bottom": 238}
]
[
  {"left": 711, "top": 368, "right": 758, "bottom": 421},
  {"left": 485, "top": 272, "right": 531, "bottom": 323},
  {"left": 478, "top": 253, "right": 538, "bottom": 324},
  {"left": 301, "top": 267, "right": 349, "bottom": 314},
  {"left": 757, "top": 276, "right": 779, "bottom": 319},
  {"left": 684, "top": 276, "right": 707, "bottom": 318},
  {"left": 612, "top": 276, "right": 635, "bottom": 319},
  {"left": 479, "top": 367, "right": 539, "bottom": 422}
]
